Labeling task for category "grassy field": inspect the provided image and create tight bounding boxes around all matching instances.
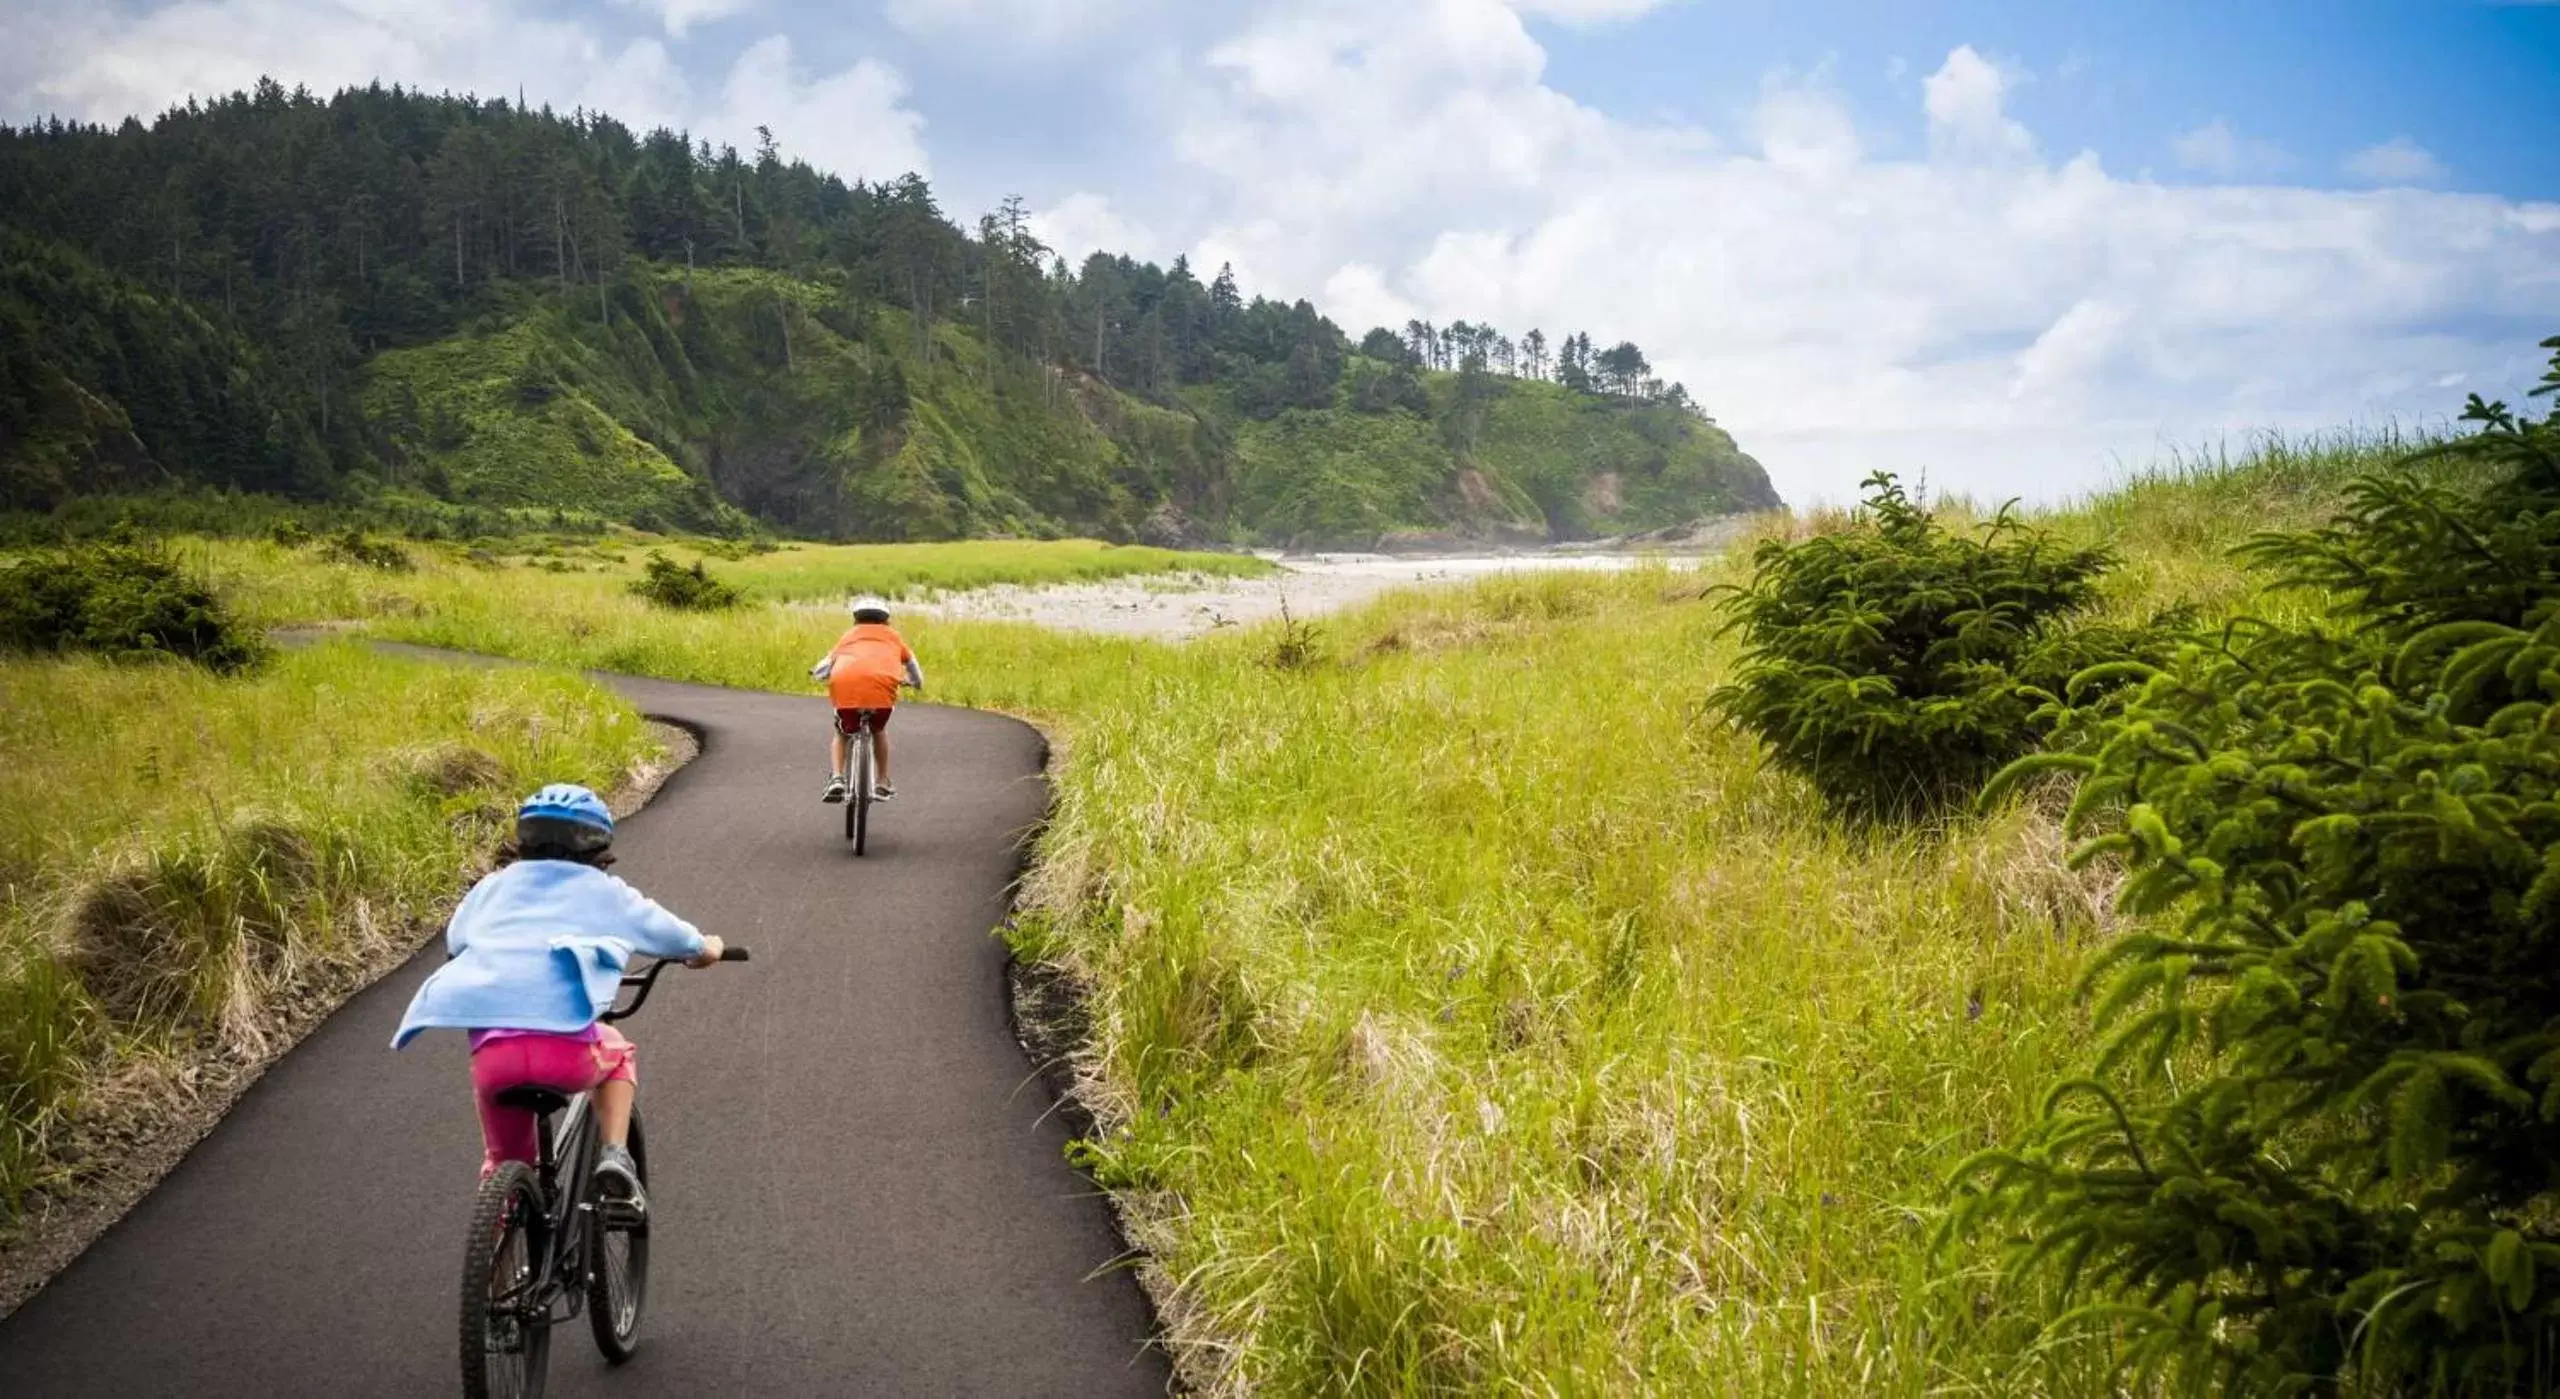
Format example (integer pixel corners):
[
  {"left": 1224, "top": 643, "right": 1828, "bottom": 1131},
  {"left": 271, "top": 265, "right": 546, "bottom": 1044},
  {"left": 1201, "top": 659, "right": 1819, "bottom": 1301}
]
[
  {"left": 190, "top": 533, "right": 1266, "bottom": 631},
  {"left": 0, "top": 643, "right": 660, "bottom": 1215},
  {"left": 704, "top": 538, "right": 1272, "bottom": 601},
  {"left": 0, "top": 435, "right": 2404, "bottom": 1386}
]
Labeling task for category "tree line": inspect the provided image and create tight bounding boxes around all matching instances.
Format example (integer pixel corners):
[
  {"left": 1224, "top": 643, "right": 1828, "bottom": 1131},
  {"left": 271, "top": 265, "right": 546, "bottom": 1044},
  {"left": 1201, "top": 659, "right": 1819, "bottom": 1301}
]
[{"left": 0, "top": 77, "right": 1712, "bottom": 507}]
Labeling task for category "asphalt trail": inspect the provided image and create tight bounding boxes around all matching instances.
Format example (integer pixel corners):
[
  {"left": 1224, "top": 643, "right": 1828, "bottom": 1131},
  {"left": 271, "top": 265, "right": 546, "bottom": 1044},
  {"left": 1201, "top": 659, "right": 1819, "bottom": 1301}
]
[{"left": 0, "top": 672, "right": 1167, "bottom": 1397}]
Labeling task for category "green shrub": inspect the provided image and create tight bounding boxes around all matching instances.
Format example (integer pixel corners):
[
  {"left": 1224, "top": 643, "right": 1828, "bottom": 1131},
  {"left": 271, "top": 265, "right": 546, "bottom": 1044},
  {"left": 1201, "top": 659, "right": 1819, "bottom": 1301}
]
[
  {"left": 1706, "top": 472, "right": 2156, "bottom": 820},
  {"left": 318, "top": 528, "right": 413, "bottom": 571},
  {"left": 0, "top": 543, "right": 265, "bottom": 672},
  {"left": 1954, "top": 338, "right": 2560, "bottom": 1395},
  {"left": 627, "top": 551, "right": 741, "bottom": 611}
]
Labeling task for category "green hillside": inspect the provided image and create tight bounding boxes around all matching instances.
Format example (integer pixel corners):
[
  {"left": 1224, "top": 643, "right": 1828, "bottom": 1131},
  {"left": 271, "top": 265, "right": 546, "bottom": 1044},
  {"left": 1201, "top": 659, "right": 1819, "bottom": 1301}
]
[
  {"left": 0, "top": 82, "right": 1778, "bottom": 546},
  {"left": 359, "top": 270, "right": 1775, "bottom": 547}
]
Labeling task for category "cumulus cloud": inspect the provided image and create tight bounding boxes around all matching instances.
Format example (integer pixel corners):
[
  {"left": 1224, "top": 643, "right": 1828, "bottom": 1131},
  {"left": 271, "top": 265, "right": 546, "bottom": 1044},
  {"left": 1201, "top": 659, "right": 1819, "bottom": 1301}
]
[
  {"left": 2172, "top": 117, "right": 2286, "bottom": 178},
  {"left": 1030, "top": 191, "right": 1162, "bottom": 265},
  {"left": 1, "top": 0, "right": 925, "bottom": 183},
  {"left": 1922, "top": 45, "right": 2033, "bottom": 161},
  {"left": 713, "top": 37, "right": 927, "bottom": 179},
  {"left": 880, "top": 0, "right": 1159, "bottom": 53},
  {"left": 2345, "top": 136, "right": 2448, "bottom": 185},
  {"left": 1145, "top": 9, "right": 2558, "bottom": 505},
  {"left": 613, "top": 0, "right": 756, "bottom": 38},
  {"left": 1507, "top": 0, "right": 1673, "bottom": 23}
]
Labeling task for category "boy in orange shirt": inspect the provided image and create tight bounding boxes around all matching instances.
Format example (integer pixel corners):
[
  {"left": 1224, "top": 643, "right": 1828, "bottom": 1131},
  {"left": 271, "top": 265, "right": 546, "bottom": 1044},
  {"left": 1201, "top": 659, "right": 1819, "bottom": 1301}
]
[{"left": 809, "top": 596, "right": 925, "bottom": 803}]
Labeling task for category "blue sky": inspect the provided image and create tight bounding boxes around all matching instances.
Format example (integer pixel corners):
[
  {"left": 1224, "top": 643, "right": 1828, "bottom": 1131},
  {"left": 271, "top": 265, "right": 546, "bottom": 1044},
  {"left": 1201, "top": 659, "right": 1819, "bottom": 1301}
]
[
  {"left": 1539, "top": 2, "right": 2560, "bottom": 194},
  {"left": 5, "top": 0, "right": 2557, "bottom": 506}
]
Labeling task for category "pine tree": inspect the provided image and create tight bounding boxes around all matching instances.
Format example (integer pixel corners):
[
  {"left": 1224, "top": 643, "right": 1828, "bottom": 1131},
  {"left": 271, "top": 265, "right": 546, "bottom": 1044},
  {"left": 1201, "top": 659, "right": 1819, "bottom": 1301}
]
[{"left": 1955, "top": 339, "right": 2560, "bottom": 1395}]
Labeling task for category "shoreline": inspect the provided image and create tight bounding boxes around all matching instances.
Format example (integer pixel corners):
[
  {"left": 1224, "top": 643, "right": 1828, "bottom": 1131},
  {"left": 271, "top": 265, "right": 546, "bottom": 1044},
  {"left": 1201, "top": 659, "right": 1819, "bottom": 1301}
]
[{"left": 903, "top": 546, "right": 1725, "bottom": 641}]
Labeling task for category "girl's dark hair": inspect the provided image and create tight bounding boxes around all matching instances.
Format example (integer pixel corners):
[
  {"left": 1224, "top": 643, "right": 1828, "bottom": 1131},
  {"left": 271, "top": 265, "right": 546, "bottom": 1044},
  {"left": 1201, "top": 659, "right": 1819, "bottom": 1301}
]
[{"left": 494, "top": 840, "right": 617, "bottom": 869}]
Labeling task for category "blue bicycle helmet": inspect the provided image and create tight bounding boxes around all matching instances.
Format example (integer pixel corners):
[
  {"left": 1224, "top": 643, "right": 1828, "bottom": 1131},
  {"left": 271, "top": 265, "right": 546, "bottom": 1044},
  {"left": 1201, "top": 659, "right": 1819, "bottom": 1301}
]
[{"left": 515, "top": 783, "right": 614, "bottom": 857}]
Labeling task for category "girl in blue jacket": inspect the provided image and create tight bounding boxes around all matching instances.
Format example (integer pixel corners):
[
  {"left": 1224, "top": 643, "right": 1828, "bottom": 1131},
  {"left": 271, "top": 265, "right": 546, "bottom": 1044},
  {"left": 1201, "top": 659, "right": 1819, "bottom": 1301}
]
[{"left": 394, "top": 784, "right": 726, "bottom": 1209}]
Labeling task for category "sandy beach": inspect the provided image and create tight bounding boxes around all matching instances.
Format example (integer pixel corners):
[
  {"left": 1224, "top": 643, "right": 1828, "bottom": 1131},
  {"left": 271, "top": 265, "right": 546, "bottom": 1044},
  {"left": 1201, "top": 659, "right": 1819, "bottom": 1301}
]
[{"left": 900, "top": 550, "right": 1711, "bottom": 639}]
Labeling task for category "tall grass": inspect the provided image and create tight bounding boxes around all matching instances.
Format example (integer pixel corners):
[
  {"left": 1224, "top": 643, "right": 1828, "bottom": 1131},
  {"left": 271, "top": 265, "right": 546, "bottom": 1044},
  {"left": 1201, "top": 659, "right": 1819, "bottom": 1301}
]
[
  {"left": 0, "top": 642, "right": 658, "bottom": 1213},
  {"left": 18, "top": 432, "right": 2417, "bottom": 1388}
]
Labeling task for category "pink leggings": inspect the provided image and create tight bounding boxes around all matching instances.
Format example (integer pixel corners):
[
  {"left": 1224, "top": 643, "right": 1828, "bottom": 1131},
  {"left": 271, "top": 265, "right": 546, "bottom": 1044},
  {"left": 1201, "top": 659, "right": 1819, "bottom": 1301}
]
[{"left": 469, "top": 1027, "right": 637, "bottom": 1173}]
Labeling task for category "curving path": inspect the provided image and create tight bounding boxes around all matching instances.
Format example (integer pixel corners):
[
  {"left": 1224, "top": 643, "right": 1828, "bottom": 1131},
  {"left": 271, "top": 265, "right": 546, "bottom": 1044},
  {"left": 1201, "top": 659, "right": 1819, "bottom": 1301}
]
[{"left": 0, "top": 667, "right": 1167, "bottom": 1397}]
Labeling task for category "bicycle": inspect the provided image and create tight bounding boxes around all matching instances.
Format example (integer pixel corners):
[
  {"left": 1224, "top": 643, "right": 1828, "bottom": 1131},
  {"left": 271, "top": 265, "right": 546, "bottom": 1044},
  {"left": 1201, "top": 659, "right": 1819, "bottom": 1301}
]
[
  {"left": 835, "top": 708, "right": 878, "bottom": 855},
  {"left": 458, "top": 945, "right": 750, "bottom": 1399}
]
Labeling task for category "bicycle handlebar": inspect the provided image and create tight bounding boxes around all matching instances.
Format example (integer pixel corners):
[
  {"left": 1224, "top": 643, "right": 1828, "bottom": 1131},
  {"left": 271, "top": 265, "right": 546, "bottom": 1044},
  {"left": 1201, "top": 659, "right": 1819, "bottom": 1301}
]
[{"left": 599, "top": 945, "right": 750, "bottom": 1023}]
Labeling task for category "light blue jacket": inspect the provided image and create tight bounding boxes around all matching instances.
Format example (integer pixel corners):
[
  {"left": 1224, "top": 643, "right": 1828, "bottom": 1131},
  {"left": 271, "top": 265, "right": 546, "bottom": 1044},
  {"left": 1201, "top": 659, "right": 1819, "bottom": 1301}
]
[{"left": 391, "top": 860, "right": 706, "bottom": 1049}]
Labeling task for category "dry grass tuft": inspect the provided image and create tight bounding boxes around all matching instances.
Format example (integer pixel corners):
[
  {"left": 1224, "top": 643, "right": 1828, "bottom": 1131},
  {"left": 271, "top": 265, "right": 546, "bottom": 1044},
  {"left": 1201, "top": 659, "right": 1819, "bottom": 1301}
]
[
  {"left": 59, "top": 811, "right": 320, "bottom": 1031},
  {"left": 394, "top": 741, "right": 507, "bottom": 799}
]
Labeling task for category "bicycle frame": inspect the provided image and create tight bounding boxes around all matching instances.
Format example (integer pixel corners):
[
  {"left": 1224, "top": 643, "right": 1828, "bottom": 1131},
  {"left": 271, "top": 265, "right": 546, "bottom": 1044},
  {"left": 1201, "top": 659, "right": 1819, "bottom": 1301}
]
[{"left": 490, "top": 957, "right": 684, "bottom": 1331}]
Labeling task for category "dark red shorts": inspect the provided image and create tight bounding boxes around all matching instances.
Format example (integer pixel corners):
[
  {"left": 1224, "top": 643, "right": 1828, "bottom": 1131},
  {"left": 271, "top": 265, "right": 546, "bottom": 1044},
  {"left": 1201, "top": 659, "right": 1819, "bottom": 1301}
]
[{"left": 835, "top": 707, "right": 892, "bottom": 734}]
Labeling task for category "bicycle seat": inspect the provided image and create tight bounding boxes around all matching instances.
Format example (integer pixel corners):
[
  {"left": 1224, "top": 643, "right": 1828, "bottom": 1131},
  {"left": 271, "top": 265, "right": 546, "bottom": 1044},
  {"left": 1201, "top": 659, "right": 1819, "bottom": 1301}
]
[{"left": 493, "top": 1085, "right": 574, "bottom": 1116}]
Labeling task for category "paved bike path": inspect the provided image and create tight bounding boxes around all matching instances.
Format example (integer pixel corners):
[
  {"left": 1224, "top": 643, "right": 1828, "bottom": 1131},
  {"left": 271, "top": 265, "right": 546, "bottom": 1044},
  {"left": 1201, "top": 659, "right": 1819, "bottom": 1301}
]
[{"left": 0, "top": 671, "right": 1168, "bottom": 1396}]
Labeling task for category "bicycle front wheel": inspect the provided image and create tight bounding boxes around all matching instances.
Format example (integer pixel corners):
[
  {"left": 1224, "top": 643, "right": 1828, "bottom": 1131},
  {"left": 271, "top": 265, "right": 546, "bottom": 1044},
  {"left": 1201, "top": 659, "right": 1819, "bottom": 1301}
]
[
  {"left": 587, "top": 1110, "right": 650, "bottom": 1363},
  {"left": 461, "top": 1161, "right": 552, "bottom": 1399}
]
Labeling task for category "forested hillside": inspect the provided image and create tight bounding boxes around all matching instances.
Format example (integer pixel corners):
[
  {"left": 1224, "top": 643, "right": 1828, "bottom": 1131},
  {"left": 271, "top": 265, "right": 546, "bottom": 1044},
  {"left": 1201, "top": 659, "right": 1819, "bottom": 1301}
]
[{"left": 0, "top": 80, "right": 1778, "bottom": 544}]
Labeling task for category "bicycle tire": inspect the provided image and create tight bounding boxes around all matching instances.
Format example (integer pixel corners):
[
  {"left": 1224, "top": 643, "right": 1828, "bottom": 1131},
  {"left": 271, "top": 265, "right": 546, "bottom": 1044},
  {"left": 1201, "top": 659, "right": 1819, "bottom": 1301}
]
[
  {"left": 586, "top": 1109, "right": 650, "bottom": 1363},
  {"left": 461, "top": 1161, "right": 552, "bottom": 1399},
  {"left": 853, "top": 728, "right": 873, "bottom": 856}
]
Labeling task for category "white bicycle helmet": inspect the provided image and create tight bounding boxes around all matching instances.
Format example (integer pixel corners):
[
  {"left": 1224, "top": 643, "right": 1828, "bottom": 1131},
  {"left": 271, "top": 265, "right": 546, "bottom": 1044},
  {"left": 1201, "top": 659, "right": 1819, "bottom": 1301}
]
[{"left": 848, "top": 595, "right": 892, "bottom": 623}]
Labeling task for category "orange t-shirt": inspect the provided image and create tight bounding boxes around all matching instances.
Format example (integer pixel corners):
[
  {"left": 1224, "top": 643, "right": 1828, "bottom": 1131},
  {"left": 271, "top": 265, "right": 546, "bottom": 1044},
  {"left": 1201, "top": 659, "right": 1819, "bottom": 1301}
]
[{"left": 825, "top": 623, "right": 913, "bottom": 709}]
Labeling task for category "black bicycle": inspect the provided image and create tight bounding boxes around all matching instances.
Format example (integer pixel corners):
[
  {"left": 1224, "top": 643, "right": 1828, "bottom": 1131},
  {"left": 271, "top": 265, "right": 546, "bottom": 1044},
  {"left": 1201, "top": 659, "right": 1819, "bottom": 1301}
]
[
  {"left": 458, "top": 946, "right": 749, "bottom": 1399},
  {"left": 836, "top": 709, "right": 878, "bottom": 855}
]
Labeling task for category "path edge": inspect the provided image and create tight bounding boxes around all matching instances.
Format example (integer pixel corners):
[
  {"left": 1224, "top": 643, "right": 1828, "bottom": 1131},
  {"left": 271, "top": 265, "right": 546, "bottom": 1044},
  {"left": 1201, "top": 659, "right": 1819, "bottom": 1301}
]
[{"left": 992, "top": 714, "right": 1210, "bottom": 1397}]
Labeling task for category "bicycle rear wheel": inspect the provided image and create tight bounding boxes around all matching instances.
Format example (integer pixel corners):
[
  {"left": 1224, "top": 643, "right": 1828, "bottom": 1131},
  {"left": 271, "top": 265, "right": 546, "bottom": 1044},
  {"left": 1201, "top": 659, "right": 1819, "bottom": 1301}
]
[
  {"left": 461, "top": 1161, "right": 552, "bottom": 1399},
  {"left": 586, "top": 1109, "right": 650, "bottom": 1363},
  {"left": 852, "top": 729, "right": 874, "bottom": 856}
]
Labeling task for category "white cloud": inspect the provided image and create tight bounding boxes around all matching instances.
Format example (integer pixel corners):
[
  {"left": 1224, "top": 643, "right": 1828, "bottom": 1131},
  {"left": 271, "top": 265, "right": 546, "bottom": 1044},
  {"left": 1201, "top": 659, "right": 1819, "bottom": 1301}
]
[
  {"left": 714, "top": 36, "right": 927, "bottom": 179},
  {"left": 1507, "top": 0, "right": 1672, "bottom": 23},
  {"left": 1922, "top": 45, "right": 2033, "bottom": 161},
  {"left": 614, "top": 0, "right": 756, "bottom": 39},
  {"left": 1321, "top": 262, "right": 1423, "bottom": 332},
  {"left": 2172, "top": 117, "right": 2286, "bottom": 178},
  {"left": 1030, "top": 191, "right": 1161, "bottom": 265},
  {"left": 0, "top": 0, "right": 927, "bottom": 184},
  {"left": 2345, "top": 136, "right": 2447, "bottom": 185},
  {"left": 880, "top": 0, "right": 1158, "bottom": 53},
  {"left": 1141, "top": 17, "right": 2558, "bottom": 506}
]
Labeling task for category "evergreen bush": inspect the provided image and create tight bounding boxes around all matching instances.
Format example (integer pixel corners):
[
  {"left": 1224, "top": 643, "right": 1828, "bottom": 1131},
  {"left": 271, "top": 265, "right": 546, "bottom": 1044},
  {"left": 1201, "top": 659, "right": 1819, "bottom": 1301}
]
[
  {"left": 0, "top": 542, "right": 265, "bottom": 672},
  {"left": 1953, "top": 337, "right": 2560, "bottom": 1395},
  {"left": 627, "top": 551, "right": 741, "bottom": 611},
  {"left": 1707, "top": 472, "right": 2163, "bottom": 820}
]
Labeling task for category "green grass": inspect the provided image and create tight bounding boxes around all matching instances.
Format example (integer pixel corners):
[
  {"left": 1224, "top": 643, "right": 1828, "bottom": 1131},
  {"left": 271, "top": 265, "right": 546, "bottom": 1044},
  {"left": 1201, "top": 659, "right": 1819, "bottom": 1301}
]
[
  {"left": 2, "top": 431, "right": 2418, "bottom": 1386},
  {"left": 181, "top": 534, "right": 1266, "bottom": 633},
  {"left": 0, "top": 642, "right": 659, "bottom": 1213},
  {"left": 709, "top": 539, "right": 1271, "bottom": 601}
]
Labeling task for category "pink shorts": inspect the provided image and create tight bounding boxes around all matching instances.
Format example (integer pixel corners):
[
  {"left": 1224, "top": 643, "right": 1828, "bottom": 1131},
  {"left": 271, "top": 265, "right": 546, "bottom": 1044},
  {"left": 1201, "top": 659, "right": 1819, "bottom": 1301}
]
[{"left": 470, "top": 1026, "right": 637, "bottom": 1173}]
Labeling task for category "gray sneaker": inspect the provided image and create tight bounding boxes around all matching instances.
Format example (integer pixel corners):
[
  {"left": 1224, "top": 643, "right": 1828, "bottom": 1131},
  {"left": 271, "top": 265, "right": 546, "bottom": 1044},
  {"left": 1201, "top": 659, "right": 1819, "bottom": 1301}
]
[
  {"left": 594, "top": 1142, "right": 647, "bottom": 1215},
  {"left": 872, "top": 784, "right": 896, "bottom": 801},
  {"left": 822, "top": 777, "right": 847, "bottom": 804}
]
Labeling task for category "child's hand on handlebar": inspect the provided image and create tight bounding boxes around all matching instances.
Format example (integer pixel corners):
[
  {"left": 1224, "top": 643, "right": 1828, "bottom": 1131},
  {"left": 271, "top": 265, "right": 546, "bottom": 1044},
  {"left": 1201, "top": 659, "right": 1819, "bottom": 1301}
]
[{"left": 686, "top": 935, "right": 727, "bottom": 969}]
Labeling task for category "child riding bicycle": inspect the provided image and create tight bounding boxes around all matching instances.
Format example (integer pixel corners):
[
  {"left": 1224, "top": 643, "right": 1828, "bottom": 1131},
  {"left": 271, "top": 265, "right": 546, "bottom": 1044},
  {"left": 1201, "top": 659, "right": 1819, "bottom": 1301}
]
[
  {"left": 392, "top": 783, "right": 728, "bottom": 1213},
  {"left": 810, "top": 595, "right": 924, "bottom": 804}
]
